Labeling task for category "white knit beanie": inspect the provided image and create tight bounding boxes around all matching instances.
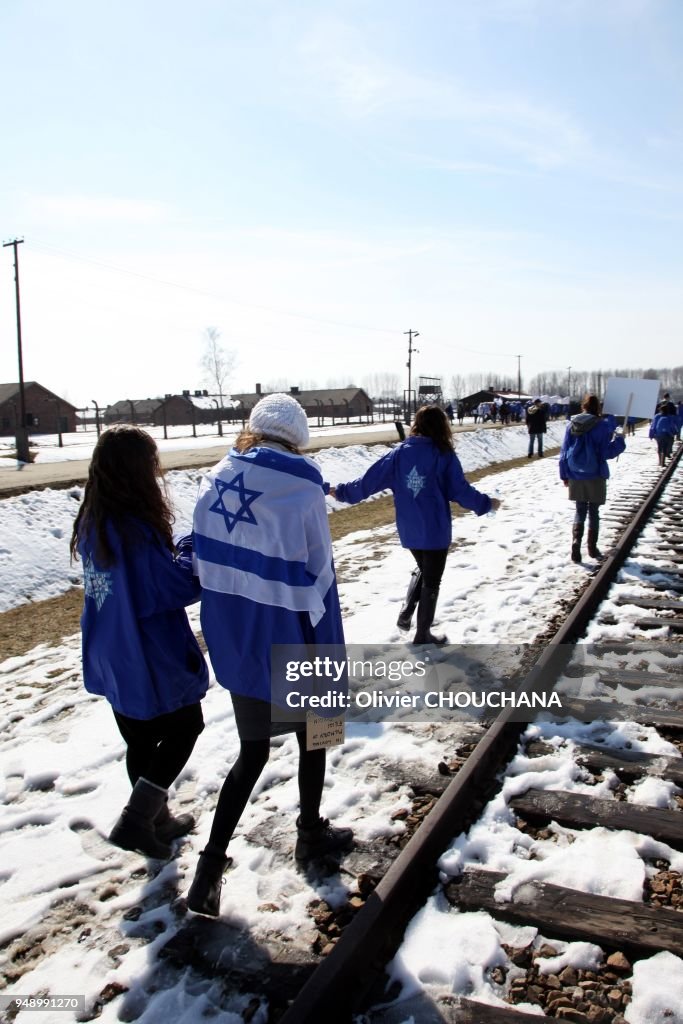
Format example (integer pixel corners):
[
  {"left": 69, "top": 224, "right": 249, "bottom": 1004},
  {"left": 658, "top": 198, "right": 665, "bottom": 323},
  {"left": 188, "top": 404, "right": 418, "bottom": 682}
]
[{"left": 249, "top": 393, "right": 309, "bottom": 449}]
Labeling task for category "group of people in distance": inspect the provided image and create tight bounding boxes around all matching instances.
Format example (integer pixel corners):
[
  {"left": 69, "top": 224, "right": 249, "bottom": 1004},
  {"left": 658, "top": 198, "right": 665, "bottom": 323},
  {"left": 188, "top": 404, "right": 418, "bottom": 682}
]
[{"left": 69, "top": 389, "right": 676, "bottom": 917}]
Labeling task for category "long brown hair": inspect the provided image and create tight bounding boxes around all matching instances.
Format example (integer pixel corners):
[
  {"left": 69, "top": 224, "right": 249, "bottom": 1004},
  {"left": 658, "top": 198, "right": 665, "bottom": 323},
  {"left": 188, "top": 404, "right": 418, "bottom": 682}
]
[
  {"left": 234, "top": 428, "right": 301, "bottom": 455},
  {"left": 70, "top": 426, "right": 174, "bottom": 566},
  {"left": 410, "top": 405, "right": 454, "bottom": 454}
]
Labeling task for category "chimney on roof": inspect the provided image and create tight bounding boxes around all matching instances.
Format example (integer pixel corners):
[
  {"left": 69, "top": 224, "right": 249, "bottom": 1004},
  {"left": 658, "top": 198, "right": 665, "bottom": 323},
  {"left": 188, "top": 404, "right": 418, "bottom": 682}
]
[
  {"left": 182, "top": 389, "right": 190, "bottom": 397},
  {"left": 255, "top": 383, "right": 262, "bottom": 395},
  {"left": 290, "top": 385, "right": 300, "bottom": 395}
]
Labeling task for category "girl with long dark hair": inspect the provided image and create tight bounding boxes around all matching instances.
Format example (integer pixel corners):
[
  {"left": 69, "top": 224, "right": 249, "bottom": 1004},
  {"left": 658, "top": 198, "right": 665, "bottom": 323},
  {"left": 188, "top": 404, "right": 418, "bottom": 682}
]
[
  {"left": 70, "top": 426, "right": 208, "bottom": 858},
  {"left": 331, "top": 405, "right": 500, "bottom": 645}
]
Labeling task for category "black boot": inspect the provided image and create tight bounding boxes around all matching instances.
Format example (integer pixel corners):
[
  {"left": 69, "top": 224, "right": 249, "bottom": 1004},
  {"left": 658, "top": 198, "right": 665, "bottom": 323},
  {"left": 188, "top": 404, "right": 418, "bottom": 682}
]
[
  {"left": 109, "top": 778, "right": 172, "bottom": 858},
  {"left": 587, "top": 528, "right": 603, "bottom": 560},
  {"left": 571, "top": 524, "right": 584, "bottom": 563},
  {"left": 154, "top": 801, "right": 195, "bottom": 843},
  {"left": 187, "top": 847, "right": 231, "bottom": 918},
  {"left": 396, "top": 569, "right": 422, "bottom": 630},
  {"left": 294, "top": 816, "right": 354, "bottom": 862},
  {"left": 413, "top": 586, "right": 447, "bottom": 645}
]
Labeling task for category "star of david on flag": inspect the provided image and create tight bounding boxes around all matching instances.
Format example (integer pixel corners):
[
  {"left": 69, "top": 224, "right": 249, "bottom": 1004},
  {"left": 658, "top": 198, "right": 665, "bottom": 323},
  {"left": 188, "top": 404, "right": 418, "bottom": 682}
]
[
  {"left": 209, "top": 473, "right": 263, "bottom": 533},
  {"left": 405, "top": 465, "right": 426, "bottom": 498}
]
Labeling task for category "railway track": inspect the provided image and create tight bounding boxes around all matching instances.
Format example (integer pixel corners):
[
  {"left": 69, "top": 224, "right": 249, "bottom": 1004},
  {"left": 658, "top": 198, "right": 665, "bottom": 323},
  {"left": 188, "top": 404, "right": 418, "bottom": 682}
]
[{"left": 275, "top": 441, "right": 683, "bottom": 1024}]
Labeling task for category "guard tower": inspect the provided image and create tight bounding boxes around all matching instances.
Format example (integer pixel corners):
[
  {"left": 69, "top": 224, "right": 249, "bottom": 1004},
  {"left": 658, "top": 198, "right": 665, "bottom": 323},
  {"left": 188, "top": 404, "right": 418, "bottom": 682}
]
[{"left": 417, "top": 376, "right": 444, "bottom": 406}]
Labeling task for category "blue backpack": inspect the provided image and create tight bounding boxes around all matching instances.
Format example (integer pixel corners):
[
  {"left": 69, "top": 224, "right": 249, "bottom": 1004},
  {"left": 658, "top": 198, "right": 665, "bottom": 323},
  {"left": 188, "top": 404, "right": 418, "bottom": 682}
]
[{"left": 567, "top": 432, "right": 600, "bottom": 477}]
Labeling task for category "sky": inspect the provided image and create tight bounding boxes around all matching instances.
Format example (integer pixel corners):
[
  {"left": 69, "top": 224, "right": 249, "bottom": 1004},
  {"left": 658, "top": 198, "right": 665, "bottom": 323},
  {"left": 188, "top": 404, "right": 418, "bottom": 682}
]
[{"left": 1, "top": 0, "right": 682, "bottom": 409}]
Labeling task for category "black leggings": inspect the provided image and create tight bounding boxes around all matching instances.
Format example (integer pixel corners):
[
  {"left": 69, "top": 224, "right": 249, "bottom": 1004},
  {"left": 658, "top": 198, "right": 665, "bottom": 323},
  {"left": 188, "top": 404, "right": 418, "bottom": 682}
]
[
  {"left": 207, "top": 732, "right": 326, "bottom": 855},
  {"left": 113, "top": 702, "right": 205, "bottom": 790},
  {"left": 409, "top": 548, "right": 449, "bottom": 590}
]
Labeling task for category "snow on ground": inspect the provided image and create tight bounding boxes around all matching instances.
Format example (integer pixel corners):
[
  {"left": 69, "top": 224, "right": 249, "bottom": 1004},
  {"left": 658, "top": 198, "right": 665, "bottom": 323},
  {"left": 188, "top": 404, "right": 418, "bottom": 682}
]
[{"left": 2, "top": 425, "right": 681, "bottom": 1021}]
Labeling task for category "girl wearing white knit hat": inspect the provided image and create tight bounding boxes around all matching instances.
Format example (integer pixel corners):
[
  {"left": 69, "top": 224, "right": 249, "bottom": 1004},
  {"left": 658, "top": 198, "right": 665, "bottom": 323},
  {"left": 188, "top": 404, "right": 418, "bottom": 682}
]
[{"left": 187, "top": 393, "right": 352, "bottom": 917}]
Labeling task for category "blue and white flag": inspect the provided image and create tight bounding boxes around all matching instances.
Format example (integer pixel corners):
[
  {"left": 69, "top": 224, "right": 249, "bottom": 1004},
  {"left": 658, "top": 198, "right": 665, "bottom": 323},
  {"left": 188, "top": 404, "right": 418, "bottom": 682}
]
[{"left": 193, "top": 445, "right": 334, "bottom": 627}]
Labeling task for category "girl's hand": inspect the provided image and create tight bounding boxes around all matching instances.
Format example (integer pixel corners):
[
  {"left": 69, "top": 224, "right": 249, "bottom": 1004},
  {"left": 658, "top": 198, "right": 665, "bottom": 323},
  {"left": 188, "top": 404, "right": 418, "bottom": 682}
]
[{"left": 490, "top": 497, "right": 502, "bottom": 512}]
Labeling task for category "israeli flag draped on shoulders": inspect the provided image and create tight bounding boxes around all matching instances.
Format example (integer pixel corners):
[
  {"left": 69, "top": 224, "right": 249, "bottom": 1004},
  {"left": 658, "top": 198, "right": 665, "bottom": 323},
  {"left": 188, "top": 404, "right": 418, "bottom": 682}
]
[{"left": 193, "top": 445, "right": 334, "bottom": 627}]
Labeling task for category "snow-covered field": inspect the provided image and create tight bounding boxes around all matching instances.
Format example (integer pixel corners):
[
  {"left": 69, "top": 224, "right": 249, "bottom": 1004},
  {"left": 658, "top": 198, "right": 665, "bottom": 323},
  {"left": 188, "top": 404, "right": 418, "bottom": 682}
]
[{"left": 1, "top": 424, "right": 681, "bottom": 1023}]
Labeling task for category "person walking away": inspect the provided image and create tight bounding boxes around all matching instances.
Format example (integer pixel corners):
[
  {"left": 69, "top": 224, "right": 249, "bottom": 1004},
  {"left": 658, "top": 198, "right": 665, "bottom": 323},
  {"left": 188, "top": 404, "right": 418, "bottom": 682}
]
[
  {"left": 331, "top": 405, "right": 500, "bottom": 645},
  {"left": 188, "top": 394, "right": 352, "bottom": 918},
  {"left": 526, "top": 399, "right": 548, "bottom": 458},
  {"left": 559, "top": 395, "right": 626, "bottom": 562},
  {"left": 457, "top": 402, "right": 465, "bottom": 425},
  {"left": 649, "top": 402, "right": 677, "bottom": 466},
  {"left": 70, "top": 426, "right": 208, "bottom": 858}
]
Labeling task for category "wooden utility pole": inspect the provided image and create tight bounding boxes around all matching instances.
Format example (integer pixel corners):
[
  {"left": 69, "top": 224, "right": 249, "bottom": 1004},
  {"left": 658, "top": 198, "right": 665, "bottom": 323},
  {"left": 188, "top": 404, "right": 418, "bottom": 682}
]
[
  {"left": 404, "top": 328, "right": 419, "bottom": 425},
  {"left": 3, "top": 238, "right": 29, "bottom": 463}
]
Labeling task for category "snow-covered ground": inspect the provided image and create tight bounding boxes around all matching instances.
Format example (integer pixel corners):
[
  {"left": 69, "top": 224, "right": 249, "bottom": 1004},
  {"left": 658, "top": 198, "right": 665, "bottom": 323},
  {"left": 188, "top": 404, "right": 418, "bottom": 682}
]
[{"left": 1, "top": 424, "right": 681, "bottom": 1023}]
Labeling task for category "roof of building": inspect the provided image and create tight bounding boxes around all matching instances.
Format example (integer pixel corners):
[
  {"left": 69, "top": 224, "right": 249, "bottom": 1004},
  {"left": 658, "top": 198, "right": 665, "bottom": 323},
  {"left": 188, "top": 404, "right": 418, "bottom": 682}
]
[
  {"left": 231, "top": 387, "right": 371, "bottom": 407},
  {"left": 0, "top": 381, "right": 78, "bottom": 410}
]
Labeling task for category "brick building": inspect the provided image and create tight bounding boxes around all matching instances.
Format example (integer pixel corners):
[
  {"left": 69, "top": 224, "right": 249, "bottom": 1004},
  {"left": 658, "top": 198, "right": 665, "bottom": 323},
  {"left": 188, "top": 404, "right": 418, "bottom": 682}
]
[{"left": 0, "top": 381, "right": 78, "bottom": 436}]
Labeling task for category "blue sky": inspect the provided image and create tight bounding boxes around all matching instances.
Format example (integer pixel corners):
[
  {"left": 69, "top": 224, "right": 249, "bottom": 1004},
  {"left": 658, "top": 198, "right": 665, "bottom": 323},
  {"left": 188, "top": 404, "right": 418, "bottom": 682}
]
[{"left": 1, "top": 0, "right": 681, "bottom": 406}]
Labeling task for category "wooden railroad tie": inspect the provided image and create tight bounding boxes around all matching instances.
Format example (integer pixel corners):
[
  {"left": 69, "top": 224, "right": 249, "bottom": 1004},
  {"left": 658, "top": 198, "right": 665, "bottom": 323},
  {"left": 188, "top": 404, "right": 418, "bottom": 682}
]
[
  {"left": 509, "top": 788, "right": 683, "bottom": 849},
  {"left": 447, "top": 868, "right": 683, "bottom": 958},
  {"left": 527, "top": 739, "right": 683, "bottom": 787},
  {"left": 557, "top": 697, "right": 683, "bottom": 732}
]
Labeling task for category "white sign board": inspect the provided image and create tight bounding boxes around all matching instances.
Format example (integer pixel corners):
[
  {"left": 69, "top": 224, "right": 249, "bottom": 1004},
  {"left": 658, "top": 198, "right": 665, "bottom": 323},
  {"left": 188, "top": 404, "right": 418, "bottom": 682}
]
[
  {"left": 306, "top": 712, "right": 345, "bottom": 751},
  {"left": 602, "top": 377, "right": 661, "bottom": 420}
]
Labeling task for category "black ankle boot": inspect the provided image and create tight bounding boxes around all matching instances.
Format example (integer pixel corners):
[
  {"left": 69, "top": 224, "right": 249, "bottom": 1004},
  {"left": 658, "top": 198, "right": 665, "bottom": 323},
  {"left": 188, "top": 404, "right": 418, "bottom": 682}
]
[
  {"left": 187, "top": 848, "right": 231, "bottom": 918},
  {"left": 413, "top": 586, "right": 447, "bottom": 645},
  {"left": 587, "top": 528, "right": 603, "bottom": 560},
  {"left": 109, "top": 778, "right": 172, "bottom": 858},
  {"left": 571, "top": 524, "right": 584, "bottom": 563},
  {"left": 396, "top": 569, "right": 422, "bottom": 630},
  {"left": 294, "top": 816, "right": 354, "bottom": 862}
]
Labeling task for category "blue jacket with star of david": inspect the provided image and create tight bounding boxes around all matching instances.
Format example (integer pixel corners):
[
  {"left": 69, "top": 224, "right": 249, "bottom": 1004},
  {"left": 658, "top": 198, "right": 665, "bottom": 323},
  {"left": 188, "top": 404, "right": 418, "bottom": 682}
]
[
  {"left": 334, "top": 436, "right": 492, "bottom": 549},
  {"left": 78, "top": 520, "right": 208, "bottom": 719}
]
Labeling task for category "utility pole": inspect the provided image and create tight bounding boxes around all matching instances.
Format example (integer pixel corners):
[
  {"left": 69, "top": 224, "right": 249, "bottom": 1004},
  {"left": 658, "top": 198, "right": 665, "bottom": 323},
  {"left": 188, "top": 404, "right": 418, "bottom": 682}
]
[
  {"left": 3, "top": 238, "right": 29, "bottom": 463},
  {"left": 404, "top": 329, "right": 419, "bottom": 425},
  {"left": 516, "top": 354, "right": 522, "bottom": 399}
]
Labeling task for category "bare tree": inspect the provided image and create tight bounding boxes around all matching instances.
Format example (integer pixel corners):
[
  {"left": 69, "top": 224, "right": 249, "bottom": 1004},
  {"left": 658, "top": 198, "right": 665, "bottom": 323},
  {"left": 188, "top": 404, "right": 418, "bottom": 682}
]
[{"left": 200, "top": 327, "right": 236, "bottom": 407}]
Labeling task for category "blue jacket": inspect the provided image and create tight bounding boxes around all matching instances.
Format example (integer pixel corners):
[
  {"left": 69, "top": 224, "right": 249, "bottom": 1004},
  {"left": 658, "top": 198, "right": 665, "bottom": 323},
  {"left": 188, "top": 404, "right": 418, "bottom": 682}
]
[
  {"left": 649, "top": 413, "right": 678, "bottom": 439},
  {"left": 334, "top": 436, "right": 492, "bottom": 549},
  {"left": 559, "top": 414, "right": 625, "bottom": 481},
  {"left": 194, "top": 444, "right": 345, "bottom": 702},
  {"left": 79, "top": 522, "right": 208, "bottom": 719}
]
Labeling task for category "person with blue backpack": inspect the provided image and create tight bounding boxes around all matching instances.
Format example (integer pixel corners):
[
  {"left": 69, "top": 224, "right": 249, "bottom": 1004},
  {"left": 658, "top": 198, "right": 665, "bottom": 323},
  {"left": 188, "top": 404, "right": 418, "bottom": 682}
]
[
  {"left": 649, "top": 401, "right": 678, "bottom": 467},
  {"left": 559, "top": 394, "right": 626, "bottom": 563}
]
